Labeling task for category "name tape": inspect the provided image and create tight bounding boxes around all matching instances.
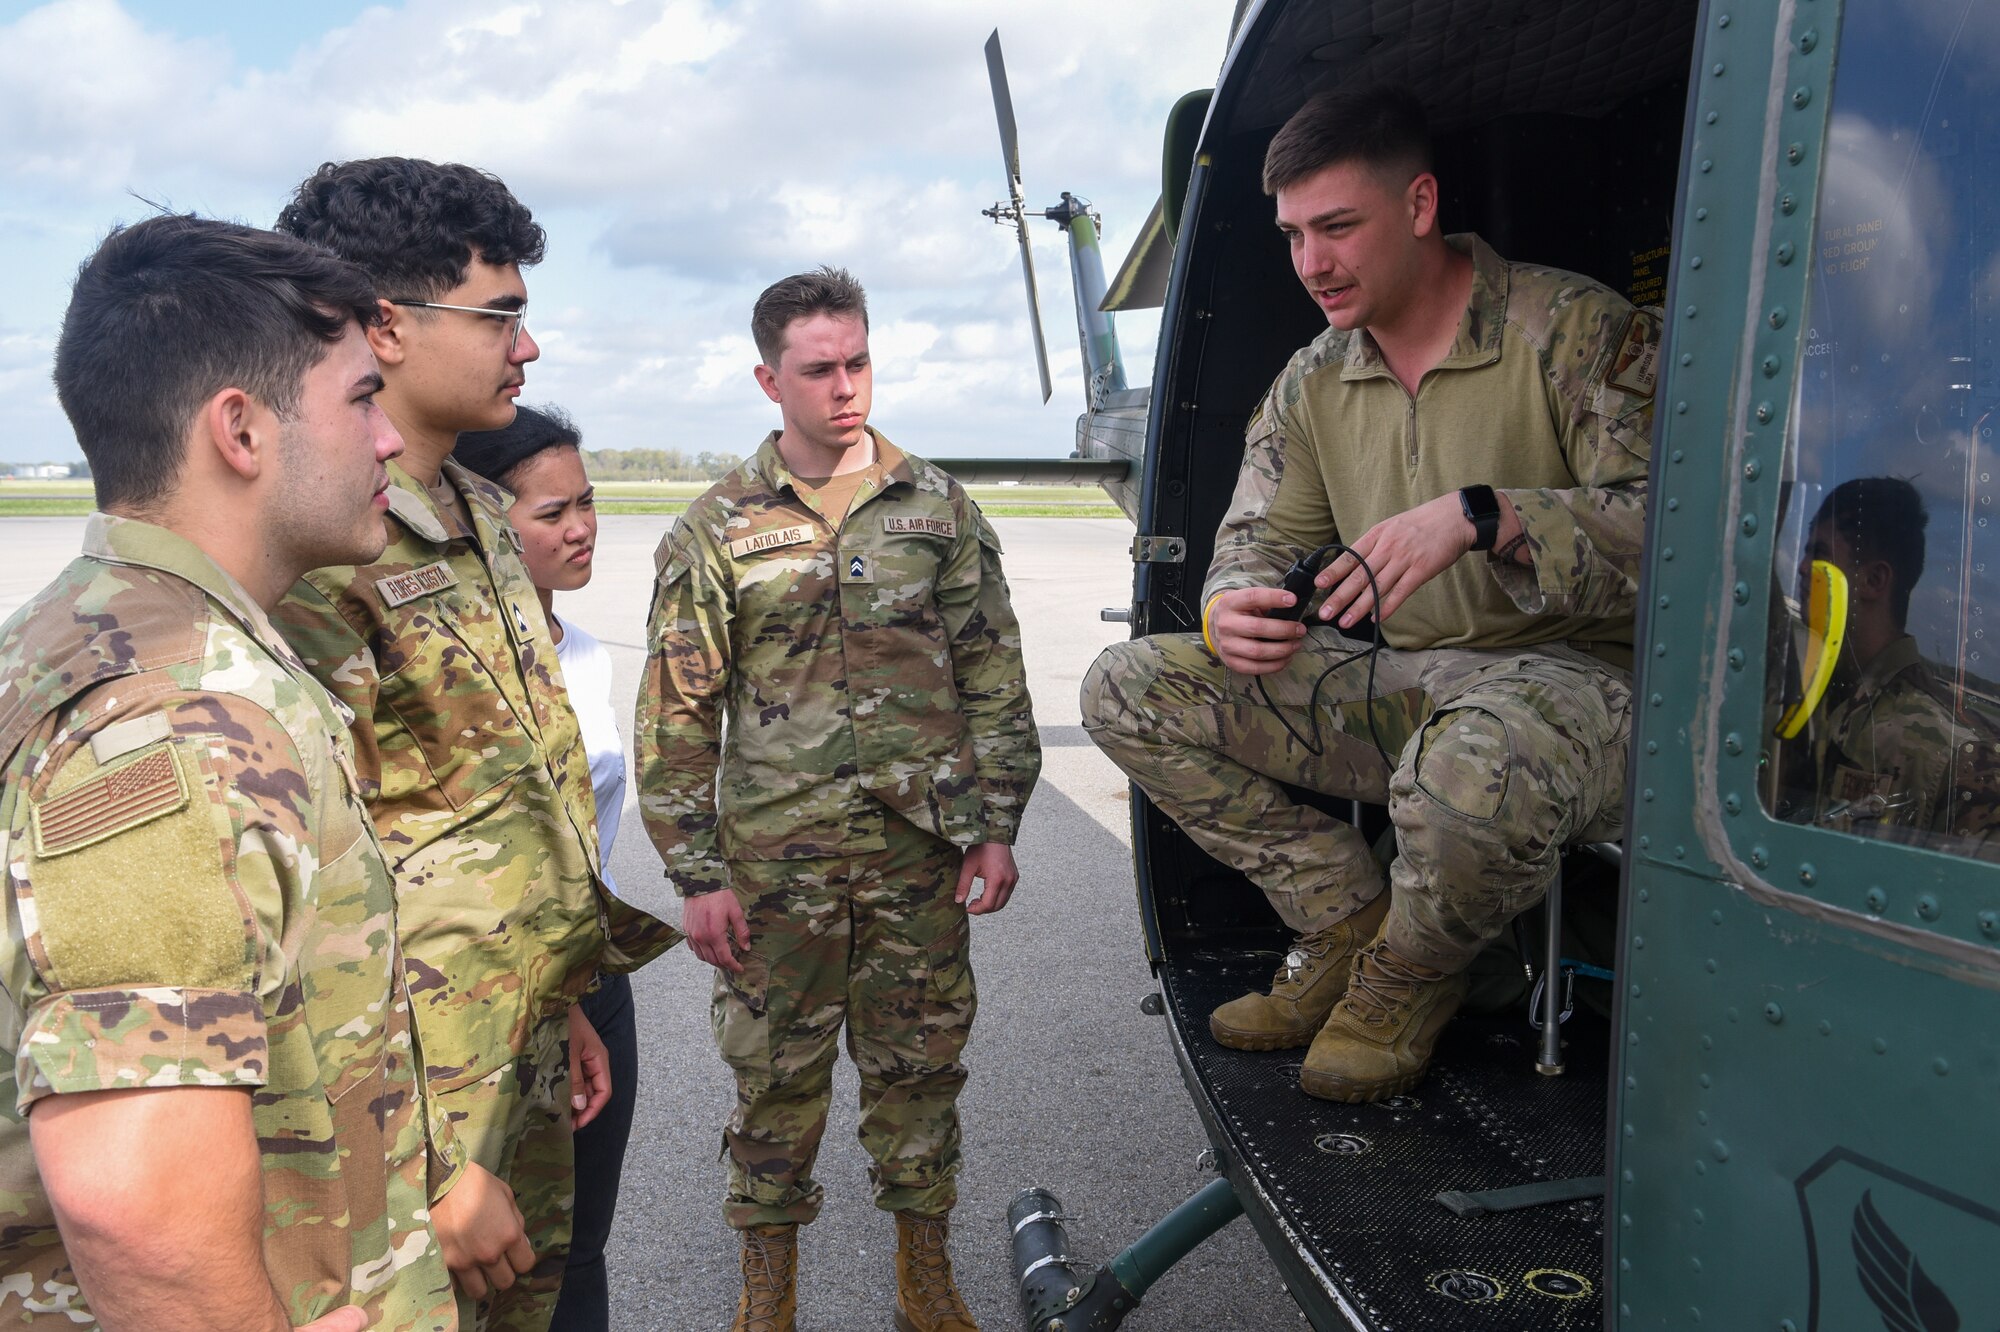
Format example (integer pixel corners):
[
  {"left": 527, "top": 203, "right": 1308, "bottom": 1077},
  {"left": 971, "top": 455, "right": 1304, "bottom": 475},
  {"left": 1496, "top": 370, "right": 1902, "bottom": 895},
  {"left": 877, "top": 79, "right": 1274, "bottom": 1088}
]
[
  {"left": 375, "top": 561, "right": 459, "bottom": 608},
  {"left": 728, "top": 525, "right": 815, "bottom": 559}
]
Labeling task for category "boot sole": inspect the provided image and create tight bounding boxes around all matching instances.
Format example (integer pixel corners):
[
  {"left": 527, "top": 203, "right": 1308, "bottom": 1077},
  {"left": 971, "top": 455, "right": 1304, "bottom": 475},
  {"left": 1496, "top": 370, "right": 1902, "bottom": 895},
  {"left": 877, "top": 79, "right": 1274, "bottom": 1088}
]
[
  {"left": 1210, "top": 1019, "right": 1318, "bottom": 1051},
  {"left": 1298, "top": 1064, "right": 1427, "bottom": 1103}
]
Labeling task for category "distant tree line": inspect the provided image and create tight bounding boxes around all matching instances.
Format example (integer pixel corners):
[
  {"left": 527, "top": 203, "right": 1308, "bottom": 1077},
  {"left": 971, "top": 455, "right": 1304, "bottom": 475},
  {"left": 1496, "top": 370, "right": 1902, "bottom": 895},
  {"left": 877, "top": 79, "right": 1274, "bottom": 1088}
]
[{"left": 582, "top": 448, "right": 742, "bottom": 482}]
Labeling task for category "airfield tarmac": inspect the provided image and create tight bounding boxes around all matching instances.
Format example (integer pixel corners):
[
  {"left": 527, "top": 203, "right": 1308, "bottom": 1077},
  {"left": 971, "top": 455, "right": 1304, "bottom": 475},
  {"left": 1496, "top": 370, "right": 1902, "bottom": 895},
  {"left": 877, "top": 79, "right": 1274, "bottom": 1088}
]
[{"left": 0, "top": 515, "right": 1308, "bottom": 1331}]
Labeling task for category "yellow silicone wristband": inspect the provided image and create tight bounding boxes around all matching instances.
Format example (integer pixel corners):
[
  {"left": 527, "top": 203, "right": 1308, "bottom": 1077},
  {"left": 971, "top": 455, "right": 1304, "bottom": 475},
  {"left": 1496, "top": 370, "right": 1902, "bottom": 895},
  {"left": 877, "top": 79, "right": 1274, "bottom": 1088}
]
[{"left": 1200, "top": 592, "right": 1225, "bottom": 658}]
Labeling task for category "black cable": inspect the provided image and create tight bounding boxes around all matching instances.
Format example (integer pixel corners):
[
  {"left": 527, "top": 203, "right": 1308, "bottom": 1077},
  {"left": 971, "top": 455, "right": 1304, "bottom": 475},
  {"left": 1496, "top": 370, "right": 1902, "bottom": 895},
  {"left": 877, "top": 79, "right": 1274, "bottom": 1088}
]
[{"left": 1247, "top": 543, "right": 1393, "bottom": 772}]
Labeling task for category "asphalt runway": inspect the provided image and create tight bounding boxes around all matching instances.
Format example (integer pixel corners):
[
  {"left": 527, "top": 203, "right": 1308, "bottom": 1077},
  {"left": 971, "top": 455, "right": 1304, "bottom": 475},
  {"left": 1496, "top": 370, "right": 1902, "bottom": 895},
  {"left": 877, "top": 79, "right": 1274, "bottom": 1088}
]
[{"left": 0, "top": 514, "right": 1308, "bottom": 1332}]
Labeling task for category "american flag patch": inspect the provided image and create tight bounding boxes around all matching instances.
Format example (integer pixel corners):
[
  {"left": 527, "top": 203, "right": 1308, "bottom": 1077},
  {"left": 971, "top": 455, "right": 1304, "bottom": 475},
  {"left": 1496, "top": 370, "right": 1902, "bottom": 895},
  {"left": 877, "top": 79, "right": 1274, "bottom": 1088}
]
[{"left": 32, "top": 745, "right": 189, "bottom": 857}]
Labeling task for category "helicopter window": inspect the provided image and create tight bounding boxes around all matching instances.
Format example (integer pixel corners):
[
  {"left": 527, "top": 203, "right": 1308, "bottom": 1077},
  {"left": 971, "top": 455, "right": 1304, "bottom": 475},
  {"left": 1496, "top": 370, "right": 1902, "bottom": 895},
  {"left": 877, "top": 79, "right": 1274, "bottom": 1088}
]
[{"left": 1763, "top": 0, "right": 2000, "bottom": 860}]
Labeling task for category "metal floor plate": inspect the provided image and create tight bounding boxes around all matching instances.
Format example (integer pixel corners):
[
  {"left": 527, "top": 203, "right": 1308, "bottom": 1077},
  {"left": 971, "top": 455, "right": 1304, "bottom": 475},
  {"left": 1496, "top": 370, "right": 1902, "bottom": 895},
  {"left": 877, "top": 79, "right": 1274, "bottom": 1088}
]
[{"left": 1162, "top": 940, "right": 1609, "bottom": 1332}]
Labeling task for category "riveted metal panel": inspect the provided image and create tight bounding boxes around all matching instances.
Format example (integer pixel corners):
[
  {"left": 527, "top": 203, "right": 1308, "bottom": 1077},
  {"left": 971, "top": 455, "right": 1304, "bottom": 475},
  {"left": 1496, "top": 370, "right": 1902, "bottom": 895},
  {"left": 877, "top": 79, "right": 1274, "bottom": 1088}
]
[{"left": 1615, "top": 1, "right": 2000, "bottom": 1328}]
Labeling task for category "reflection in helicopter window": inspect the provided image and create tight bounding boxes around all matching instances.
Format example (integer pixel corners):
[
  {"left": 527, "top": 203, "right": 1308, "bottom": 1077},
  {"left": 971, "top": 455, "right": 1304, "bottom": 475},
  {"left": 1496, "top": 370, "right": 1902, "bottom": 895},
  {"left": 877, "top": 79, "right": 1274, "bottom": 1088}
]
[
  {"left": 1773, "top": 479, "right": 1970, "bottom": 834},
  {"left": 1765, "top": 0, "right": 2000, "bottom": 864}
]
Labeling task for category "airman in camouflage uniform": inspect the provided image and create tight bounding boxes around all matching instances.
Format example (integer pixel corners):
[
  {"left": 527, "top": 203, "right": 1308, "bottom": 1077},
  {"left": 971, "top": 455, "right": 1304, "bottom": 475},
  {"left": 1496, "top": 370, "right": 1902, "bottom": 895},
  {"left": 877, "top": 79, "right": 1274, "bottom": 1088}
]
[
  {"left": 1795, "top": 638, "right": 1965, "bottom": 833},
  {"left": 638, "top": 268, "right": 1037, "bottom": 1332},
  {"left": 0, "top": 214, "right": 454, "bottom": 1329},
  {"left": 0, "top": 518, "right": 457, "bottom": 1331},
  {"left": 272, "top": 159, "right": 679, "bottom": 1332},
  {"left": 1082, "top": 88, "right": 1654, "bottom": 1103},
  {"left": 275, "top": 454, "right": 678, "bottom": 1332},
  {"left": 1774, "top": 478, "right": 1973, "bottom": 838}
]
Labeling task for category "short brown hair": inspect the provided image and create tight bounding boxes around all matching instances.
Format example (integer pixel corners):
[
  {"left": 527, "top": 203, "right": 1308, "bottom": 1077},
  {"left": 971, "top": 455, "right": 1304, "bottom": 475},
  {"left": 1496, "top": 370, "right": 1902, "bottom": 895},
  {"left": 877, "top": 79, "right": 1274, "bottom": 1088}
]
[
  {"left": 751, "top": 266, "right": 868, "bottom": 366},
  {"left": 54, "top": 215, "right": 379, "bottom": 513},
  {"left": 1262, "top": 86, "right": 1433, "bottom": 196}
]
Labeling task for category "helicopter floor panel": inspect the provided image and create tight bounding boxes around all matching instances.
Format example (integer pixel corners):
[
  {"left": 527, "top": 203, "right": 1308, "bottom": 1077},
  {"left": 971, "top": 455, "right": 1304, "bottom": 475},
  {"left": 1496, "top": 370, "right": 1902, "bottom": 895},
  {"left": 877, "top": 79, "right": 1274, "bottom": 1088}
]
[{"left": 1162, "top": 940, "right": 1608, "bottom": 1331}]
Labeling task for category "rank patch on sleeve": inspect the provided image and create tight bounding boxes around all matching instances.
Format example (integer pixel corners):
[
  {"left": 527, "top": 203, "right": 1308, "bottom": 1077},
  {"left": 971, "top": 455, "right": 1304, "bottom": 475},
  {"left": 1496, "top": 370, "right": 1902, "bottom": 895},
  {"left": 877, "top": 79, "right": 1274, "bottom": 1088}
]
[
  {"left": 32, "top": 744, "right": 189, "bottom": 857},
  {"left": 1606, "top": 309, "right": 1661, "bottom": 398},
  {"left": 728, "top": 524, "right": 815, "bottom": 560},
  {"left": 374, "top": 561, "right": 460, "bottom": 607},
  {"left": 883, "top": 515, "right": 956, "bottom": 538},
  {"left": 842, "top": 553, "right": 875, "bottom": 584}
]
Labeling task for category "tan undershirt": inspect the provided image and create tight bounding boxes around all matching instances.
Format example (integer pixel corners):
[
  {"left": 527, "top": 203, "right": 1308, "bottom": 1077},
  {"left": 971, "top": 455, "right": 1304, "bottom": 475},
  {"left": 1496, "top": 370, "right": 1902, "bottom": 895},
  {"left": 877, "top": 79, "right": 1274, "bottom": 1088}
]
[{"left": 791, "top": 469, "right": 873, "bottom": 529}]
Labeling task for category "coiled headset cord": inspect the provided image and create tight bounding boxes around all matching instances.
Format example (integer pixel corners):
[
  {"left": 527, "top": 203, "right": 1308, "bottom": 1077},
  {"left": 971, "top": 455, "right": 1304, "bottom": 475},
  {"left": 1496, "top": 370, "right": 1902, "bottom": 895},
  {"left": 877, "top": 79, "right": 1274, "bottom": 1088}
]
[{"left": 1250, "top": 542, "right": 1393, "bottom": 772}]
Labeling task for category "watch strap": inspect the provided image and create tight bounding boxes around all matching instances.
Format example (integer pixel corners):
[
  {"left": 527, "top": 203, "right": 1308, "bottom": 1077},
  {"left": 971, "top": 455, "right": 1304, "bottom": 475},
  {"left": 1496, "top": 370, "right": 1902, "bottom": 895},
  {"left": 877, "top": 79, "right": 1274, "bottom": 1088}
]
[{"left": 1458, "top": 485, "right": 1500, "bottom": 553}]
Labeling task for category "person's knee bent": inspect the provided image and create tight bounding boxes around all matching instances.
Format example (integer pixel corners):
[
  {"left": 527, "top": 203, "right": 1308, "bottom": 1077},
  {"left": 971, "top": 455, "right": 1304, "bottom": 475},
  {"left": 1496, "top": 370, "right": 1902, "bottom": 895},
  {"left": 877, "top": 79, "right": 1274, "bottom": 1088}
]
[
  {"left": 1407, "top": 705, "right": 1515, "bottom": 824},
  {"left": 1080, "top": 637, "right": 1161, "bottom": 736},
  {"left": 1392, "top": 703, "right": 1574, "bottom": 881}
]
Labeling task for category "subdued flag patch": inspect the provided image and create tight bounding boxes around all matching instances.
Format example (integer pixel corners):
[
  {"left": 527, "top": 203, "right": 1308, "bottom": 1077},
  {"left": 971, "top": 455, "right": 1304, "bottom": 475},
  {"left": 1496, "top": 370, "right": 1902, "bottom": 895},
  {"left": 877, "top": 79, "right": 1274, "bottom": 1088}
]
[{"left": 32, "top": 745, "right": 189, "bottom": 857}]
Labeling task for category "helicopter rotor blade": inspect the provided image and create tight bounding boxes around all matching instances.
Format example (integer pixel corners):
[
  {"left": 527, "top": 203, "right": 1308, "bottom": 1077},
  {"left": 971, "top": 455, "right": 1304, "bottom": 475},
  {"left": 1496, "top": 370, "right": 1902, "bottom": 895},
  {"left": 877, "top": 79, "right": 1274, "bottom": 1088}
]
[
  {"left": 986, "top": 30, "right": 1052, "bottom": 403},
  {"left": 1014, "top": 218, "right": 1054, "bottom": 403},
  {"left": 985, "top": 30, "right": 1023, "bottom": 198}
]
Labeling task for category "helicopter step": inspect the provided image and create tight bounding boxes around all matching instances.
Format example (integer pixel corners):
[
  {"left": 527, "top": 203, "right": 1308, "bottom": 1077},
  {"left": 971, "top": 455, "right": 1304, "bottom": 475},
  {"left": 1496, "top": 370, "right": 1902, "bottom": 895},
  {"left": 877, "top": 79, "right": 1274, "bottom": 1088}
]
[{"left": 1148, "top": 939, "right": 1612, "bottom": 1330}]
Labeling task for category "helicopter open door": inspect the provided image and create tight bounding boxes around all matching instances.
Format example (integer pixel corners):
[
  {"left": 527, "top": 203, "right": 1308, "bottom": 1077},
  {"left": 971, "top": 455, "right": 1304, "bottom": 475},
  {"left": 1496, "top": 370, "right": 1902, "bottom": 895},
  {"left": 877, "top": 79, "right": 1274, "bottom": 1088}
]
[{"left": 1009, "top": 2, "right": 1700, "bottom": 1329}]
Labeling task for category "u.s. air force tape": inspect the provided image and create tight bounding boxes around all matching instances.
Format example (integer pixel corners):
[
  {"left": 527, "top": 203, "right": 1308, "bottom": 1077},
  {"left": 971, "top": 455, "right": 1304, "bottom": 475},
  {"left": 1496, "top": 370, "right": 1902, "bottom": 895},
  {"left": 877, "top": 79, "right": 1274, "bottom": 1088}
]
[{"left": 883, "top": 515, "right": 955, "bottom": 538}]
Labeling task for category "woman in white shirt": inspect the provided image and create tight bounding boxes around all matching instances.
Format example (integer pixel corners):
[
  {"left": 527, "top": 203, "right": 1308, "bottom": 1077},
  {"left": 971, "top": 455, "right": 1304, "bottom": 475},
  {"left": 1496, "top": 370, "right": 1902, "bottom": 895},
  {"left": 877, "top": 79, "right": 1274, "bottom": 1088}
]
[{"left": 456, "top": 406, "right": 637, "bottom": 1332}]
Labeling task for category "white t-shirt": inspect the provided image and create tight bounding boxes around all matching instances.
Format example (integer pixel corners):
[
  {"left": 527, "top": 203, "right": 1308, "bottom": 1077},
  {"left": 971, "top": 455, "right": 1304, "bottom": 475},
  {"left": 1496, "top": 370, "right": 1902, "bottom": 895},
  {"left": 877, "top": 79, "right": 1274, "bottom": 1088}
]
[{"left": 554, "top": 613, "right": 627, "bottom": 898}]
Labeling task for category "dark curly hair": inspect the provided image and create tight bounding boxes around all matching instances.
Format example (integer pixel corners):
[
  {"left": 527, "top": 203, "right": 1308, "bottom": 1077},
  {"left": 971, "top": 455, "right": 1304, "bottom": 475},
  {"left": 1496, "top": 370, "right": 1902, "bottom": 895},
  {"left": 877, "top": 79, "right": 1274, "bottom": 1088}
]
[
  {"left": 54, "top": 214, "right": 379, "bottom": 513},
  {"left": 275, "top": 157, "right": 546, "bottom": 300},
  {"left": 455, "top": 403, "right": 582, "bottom": 492}
]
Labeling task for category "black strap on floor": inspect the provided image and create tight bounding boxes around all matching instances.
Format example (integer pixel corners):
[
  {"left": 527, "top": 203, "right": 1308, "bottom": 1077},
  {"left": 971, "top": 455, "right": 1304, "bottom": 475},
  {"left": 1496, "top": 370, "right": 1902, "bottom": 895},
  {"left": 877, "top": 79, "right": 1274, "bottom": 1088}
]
[{"left": 1435, "top": 1176, "right": 1606, "bottom": 1218}]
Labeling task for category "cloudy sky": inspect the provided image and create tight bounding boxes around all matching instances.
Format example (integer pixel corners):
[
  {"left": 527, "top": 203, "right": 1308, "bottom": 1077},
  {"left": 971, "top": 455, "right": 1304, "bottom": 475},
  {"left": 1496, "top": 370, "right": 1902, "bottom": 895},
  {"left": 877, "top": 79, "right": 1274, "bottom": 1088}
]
[{"left": 0, "top": 0, "right": 1238, "bottom": 466}]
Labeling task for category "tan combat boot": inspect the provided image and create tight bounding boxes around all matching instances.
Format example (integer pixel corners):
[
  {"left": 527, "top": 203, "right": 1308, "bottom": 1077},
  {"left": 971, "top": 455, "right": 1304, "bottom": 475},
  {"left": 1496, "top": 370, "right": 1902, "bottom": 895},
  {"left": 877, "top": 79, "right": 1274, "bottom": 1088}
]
[
  {"left": 894, "top": 1211, "right": 978, "bottom": 1332},
  {"left": 731, "top": 1224, "right": 798, "bottom": 1332},
  {"left": 1300, "top": 938, "right": 1470, "bottom": 1102},
  {"left": 1209, "top": 891, "right": 1390, "bottom": 1050}
]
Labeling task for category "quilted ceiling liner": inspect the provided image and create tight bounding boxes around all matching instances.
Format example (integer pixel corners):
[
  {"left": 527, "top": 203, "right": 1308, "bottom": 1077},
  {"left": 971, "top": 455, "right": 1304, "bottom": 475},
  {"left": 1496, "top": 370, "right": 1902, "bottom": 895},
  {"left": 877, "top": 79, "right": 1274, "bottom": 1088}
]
[{"left": 1227, "top": 0, "right": 1703, "bottom": 134}]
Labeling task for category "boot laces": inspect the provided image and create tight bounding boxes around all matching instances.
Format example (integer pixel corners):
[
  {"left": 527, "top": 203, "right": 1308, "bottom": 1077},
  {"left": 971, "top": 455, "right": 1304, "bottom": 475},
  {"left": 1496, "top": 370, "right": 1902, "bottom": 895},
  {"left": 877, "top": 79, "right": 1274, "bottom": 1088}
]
[
  {"left": 739, "top": 1229, "right": 794, "bottom": 1330},
  {"left": 904, "top": 1216, "right": 972, "bottom": 1322},
  {"left": 1275, "top": 924, "right": 1342, "bottom": 988},
  {"left": 1344, "top": 944, "right": 1440, "bottom": 1028}
]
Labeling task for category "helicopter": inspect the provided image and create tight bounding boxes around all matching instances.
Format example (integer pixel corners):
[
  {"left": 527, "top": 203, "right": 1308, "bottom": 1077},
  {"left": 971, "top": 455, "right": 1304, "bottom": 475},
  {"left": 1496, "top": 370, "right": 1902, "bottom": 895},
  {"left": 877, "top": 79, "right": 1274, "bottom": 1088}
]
[{"left": 977, "top": 1, "right": 2000, "bottom": 1330}]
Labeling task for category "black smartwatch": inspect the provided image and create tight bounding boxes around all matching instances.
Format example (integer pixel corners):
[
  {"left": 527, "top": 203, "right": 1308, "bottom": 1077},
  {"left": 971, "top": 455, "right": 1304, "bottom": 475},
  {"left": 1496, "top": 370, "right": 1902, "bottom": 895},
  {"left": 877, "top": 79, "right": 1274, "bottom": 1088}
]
[{"left": 1458, "top": 485, "right": 1500, "bottom": 553}]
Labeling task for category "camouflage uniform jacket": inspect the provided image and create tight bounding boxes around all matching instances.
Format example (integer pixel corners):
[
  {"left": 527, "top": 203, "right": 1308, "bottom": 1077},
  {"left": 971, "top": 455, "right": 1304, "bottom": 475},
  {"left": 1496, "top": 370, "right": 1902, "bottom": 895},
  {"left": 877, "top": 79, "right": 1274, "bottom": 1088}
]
[
  {"left": 1206, "top": 234, "right": 1659, "bottom": 669},
  {"left": 1808, "top": 635, "right": 1965, "bottom": 834},
  {"left": 637, "top": 429, "right": 1040, "bottom": 896},
  {"left": 0, "top": 515, "right": 456, "bottom": 1329},
  {"left": 275, "top": 460, "right": 676, "bottom": 1096}
]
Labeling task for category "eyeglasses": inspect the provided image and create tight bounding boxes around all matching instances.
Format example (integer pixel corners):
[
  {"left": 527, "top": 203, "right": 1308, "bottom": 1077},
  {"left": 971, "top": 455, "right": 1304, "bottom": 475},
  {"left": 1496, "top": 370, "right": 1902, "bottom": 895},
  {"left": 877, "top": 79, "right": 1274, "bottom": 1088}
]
[{"left": 389, "top": 299, "right": 529, "bottom": 355}]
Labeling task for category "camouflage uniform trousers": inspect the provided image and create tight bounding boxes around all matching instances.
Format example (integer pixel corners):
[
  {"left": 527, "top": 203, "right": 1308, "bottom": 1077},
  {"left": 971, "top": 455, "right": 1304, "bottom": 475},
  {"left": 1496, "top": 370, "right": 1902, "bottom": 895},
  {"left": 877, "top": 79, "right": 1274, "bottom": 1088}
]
[
  {"left": 1081, "top": 629, "right": 1630, "bottom": 971},
  {"left": 714, "top": 817, "right": 976, "bottom": 1229},
  {"left": 445, "top": 1010, "right": 575, "bottom": 1332}
]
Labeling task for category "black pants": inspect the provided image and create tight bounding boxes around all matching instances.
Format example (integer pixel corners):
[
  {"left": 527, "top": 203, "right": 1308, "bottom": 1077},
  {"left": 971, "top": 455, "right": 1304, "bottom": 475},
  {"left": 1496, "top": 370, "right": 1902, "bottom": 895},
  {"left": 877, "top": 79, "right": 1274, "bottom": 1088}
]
[{"left": 548, "top": 972, "right": 639, "bottom": 1332}]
